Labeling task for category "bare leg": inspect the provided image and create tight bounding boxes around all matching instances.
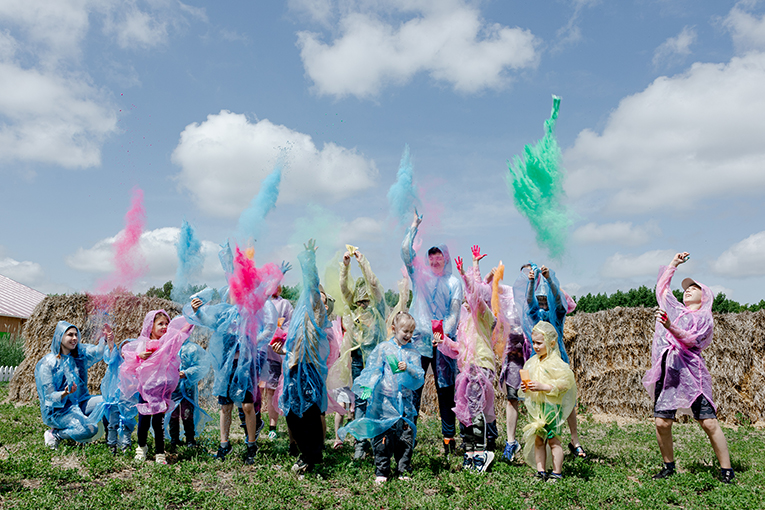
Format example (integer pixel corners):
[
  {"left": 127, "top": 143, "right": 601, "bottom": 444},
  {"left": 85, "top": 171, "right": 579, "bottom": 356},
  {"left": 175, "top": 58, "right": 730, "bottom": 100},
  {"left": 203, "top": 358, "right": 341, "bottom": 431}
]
[
  {"left": 334, "top": 412, "right": 343, "bottom": 441},
  {"left": 265, "top": 387, "right": 278, "bottom": 428},
  {"left": 534, "top": 435, "right": 546, "bottom": 472},
  {"left": 242, "top": 403, "right": 259, "bottom": 442},
  {"left": 655, "top": 417, "right": 674, "bottom": 463},
  {"left": 567, "top": 407, "right": 580, "bottom": 447},
  {"left": 506, "top": 400, "right": 519, "bottom": 443},
  {"left": 220, "top": 404, "right": 233, "bottom": 443},
  {"left": 549, "top": 437, "right": 563, "bottom": 474},
  {"left": 698, "top": 418, "right": 731, "bottom": 469}
]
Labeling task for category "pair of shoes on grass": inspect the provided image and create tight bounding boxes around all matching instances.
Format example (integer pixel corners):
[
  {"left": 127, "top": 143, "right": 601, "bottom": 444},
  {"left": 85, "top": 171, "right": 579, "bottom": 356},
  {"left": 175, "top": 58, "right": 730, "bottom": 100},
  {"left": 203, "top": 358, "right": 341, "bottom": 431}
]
[
  {"left": 461, "top": 451, "right": 494, "bottom": 473},
  {"left": 534, "top": 471, "right": 562, "bottom": 482}
]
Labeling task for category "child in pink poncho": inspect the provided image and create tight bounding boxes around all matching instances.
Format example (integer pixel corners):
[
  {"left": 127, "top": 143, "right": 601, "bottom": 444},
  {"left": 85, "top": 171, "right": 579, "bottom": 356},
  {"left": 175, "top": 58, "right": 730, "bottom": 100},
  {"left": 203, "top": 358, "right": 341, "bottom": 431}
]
[
  {"left": 643, "top": 251, "right": 734, "bottom": 483},
  {"left": 120, "top": 310, "right": 193, "bottom": 464}
]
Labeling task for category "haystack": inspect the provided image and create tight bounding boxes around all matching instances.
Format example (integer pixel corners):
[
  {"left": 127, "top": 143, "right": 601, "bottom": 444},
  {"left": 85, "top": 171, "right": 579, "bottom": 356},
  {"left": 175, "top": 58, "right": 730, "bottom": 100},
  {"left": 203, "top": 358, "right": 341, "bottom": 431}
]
[{"left": 8, "top": 292, "right": 186, "bottom": 402}]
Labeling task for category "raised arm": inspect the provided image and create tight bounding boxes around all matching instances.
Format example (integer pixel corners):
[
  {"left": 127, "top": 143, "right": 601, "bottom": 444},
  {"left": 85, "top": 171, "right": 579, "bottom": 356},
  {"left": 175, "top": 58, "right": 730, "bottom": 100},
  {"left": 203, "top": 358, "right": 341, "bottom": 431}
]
[
  {"left": 339, "top": 251, "right": 355, "bottom": 307},
  {"left": 355, "top": 251, "right": 385, "bottom": 305},
  {"left": 400, "top": 210, "right": 423, "bottom": 274}
]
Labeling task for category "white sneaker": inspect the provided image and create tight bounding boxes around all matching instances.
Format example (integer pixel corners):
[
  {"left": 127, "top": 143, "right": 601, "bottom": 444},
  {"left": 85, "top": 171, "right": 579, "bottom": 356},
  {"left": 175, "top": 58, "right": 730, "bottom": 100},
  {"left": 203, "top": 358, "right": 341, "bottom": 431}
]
[
  {"left": 44, "top": 429, "right": 59, "bottom": 450},
  {"left": 134, "top": 445, "right": 148, "bottom": 462},
  {"left": 155, "top": 453, "right": 167, "bottom": 465},
  {"left": 472, "top": 451, "right": 495, "bottom": 473},
  {"left": 268, "top": 430, "right": 277, "bottom": 440},
  {"left": 374, "top": 476, "right": 387, "bottom": 485}
]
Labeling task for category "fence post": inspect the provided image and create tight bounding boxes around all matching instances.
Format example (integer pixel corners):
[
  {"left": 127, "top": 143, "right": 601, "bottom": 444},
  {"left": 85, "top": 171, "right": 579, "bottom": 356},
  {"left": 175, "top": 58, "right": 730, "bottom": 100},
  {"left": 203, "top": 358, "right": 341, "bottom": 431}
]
[{"left": 0, "top": 366, "right": 17, "bottom": 383}]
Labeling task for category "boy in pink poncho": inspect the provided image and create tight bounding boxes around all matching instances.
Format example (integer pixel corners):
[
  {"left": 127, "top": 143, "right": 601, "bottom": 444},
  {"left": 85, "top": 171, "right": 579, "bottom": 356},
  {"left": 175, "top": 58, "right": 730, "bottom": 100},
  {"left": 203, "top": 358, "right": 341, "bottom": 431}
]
[
  {"left": 643, "top": 252, "right": 734, "bottom": 483},
  {"left": 434, "top": 246, "right": 497, "bottom": 472},
  {"left": 120, "top": 310, "right": 193, "bottom": 464}
]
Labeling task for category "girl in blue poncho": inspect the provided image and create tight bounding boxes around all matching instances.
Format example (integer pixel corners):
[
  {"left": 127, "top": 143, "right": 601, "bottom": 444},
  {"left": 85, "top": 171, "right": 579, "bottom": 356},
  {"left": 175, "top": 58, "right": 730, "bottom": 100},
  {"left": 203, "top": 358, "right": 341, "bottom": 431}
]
[
  {"left": 35, "top": 321, "right": 109, "bottom": 448},
  {"left": 279, "top": 240, "right": 331, "bottom": 476},
  {"left": 166, "top": 333, "right": 212, "bottom": 449},
  {"left": 339, "top": 311, "right": 424, "bottom": 484}
]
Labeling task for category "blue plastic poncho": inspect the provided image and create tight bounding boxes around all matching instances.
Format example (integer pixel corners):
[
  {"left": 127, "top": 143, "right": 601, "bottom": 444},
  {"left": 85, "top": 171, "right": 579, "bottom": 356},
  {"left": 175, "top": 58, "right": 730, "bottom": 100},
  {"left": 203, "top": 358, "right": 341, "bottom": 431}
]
[
  {"left": 279, "top": 246, "right": 331, "bottom": 418},
  {"left": 34, "top": 321, "right": 106, "bottom": 442},
  {"left": 513, "top": 264, "right": 572, "bottom": 364},
  {"left": 401, "top": 223, "right": 462, "bottom": 387},
  {"left": 101, "top": 340, "right": 138, "bottom": 445},
  {"left": 339, "top": 338, "right": 425, "bottom": 440},
  {"left": 165, "top": 338, "right": 212, "bottom": 437}
]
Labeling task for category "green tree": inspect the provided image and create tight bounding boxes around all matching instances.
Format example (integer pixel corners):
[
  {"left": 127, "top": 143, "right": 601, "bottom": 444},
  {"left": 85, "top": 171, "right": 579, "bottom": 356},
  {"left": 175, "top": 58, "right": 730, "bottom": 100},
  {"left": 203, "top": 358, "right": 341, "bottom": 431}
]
[{"left": 145, "top": 281, "right": 173, "bottom": 300}]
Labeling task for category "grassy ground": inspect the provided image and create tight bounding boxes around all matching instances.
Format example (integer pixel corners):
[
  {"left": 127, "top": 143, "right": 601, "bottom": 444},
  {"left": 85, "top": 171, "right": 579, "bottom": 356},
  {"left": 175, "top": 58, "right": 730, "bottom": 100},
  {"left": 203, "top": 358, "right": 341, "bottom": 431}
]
[{"left": 1, "top": 383, "right": 763, "bottom": 510}]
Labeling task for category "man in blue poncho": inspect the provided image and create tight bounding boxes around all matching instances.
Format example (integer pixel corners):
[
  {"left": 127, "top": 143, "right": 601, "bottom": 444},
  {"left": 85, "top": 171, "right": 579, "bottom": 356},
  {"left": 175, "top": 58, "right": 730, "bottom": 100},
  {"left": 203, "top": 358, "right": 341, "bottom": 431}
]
[
  {"left": 401, "top": 211, "right": 462, "bottom": 454},
  {"left": 514, "top": 263, "right": 586, "bottom": 458},
  {"left": 279, "top": 240, "right": 331, "bottom": 476},
  {"left": 339, "top": 311, "right": 425, "bottom": 483},
  {"left": 35, "top": 321, "right": 109, "bottom": 449}
]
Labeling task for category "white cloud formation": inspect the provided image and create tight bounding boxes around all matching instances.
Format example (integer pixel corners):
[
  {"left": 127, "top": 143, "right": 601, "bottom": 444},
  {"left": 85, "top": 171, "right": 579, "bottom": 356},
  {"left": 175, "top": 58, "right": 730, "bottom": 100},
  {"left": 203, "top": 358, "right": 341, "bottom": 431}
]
[
  {"left": 66, "top": 227, "right": 223, "bottom": 284},
  {"left": 600, "top": 250, "right": 676, "bottom": 279},
  {"left": 565, "top": 51, "right": 765, "bottom": 214},
  {"left": 572, "top": 221, "right": 661, "bottom": 246},
  {"left": 710, "top": 231, "right": 765, "bottom": 277},
  {"left": 172, "top": 110, "right": 378, "bottom": 217},
  {"left": 653, "top": 26, "right": 696, "bottom": 68},
  {"left": 0, "top": 256, "right": 46, "bottom": 288},
  {"left": 553, "top": 0, "right": 599, "bottom": 51},
  {"left": 723, "top": 1, "right": 765, "bottom": 53},
  {"left": 295, "top": 0, "right": 539, "bottom": 98}
]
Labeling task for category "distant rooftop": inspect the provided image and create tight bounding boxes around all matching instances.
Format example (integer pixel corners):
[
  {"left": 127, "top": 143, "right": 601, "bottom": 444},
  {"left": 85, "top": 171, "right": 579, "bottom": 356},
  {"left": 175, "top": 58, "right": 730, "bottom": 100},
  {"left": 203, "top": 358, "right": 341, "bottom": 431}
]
[{"left": 0, "top": 273, "right": 46, "bottom": 319}]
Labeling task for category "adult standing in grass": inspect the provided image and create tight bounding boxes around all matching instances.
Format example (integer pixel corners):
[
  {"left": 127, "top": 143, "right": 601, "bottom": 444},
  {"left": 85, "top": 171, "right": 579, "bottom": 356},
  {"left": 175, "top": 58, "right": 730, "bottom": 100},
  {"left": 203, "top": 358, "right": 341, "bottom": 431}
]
[
  {"left": 401, "top": 210, "right": 462, "bottom": 455},
  {"left": 35, "top": 321, "right": 109, "bottom": 449},
  {"left": 644, "top": 252, "right": 734, "bottom": 483}
]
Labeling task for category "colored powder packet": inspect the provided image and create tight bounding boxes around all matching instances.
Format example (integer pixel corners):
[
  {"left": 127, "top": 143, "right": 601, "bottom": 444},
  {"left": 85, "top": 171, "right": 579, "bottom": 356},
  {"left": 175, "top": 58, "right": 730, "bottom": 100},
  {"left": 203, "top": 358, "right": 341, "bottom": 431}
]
[{"left": 387, "top": 355, "right": 404, "bottom": 373}]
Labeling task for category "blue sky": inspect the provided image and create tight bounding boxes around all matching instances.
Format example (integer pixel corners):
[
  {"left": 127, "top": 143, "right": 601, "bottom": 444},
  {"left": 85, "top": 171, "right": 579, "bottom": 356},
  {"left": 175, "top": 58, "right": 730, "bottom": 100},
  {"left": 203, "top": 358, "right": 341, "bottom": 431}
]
[{"left": 2, "top": 0, "right": 765, "bottom": 305}]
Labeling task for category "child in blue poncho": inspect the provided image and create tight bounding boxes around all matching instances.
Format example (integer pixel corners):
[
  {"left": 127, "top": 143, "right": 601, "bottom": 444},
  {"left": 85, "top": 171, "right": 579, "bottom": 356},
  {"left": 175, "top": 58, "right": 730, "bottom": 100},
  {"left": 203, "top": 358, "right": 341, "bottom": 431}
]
[
  {"left": 166, "top": 333, "right": 212, "bottom": 450},
  {"left": 35, "top": 321, "right": 109, "bottom": 449},
  {"left": 101, "top": 329, "right": 137, "bottom": 454},
  {"left": 339, "top": 311, "right": 425, "bottom": 484}
]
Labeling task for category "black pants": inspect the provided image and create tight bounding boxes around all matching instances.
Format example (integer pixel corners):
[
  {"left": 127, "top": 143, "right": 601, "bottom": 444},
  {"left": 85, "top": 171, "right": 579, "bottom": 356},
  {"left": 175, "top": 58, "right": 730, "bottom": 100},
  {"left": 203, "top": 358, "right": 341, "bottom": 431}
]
[
  {"left": 169, "top": 400, "right": 195, "bottom": 442},
  {"left": 373, "top": 419, "right": 414, "bottom": 477},
  {"left": 286, "top": 404, "right": 324, "bottom": 466},
  {"left": 412, "top": 355, "right": 456, "bottom": 438},
  {"left": 137, "top": 413, "right": 165, "bottom": 453}
]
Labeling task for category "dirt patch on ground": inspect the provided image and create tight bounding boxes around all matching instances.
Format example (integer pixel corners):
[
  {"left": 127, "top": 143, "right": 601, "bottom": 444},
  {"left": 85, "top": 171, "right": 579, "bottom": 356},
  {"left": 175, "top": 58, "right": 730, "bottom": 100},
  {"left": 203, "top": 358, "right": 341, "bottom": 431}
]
[
  {"left": 588, "top": 413, "right": 644, "bottom": 426},
  {"left": 52, "top": 453, "right": 88, "bottom": 477}
]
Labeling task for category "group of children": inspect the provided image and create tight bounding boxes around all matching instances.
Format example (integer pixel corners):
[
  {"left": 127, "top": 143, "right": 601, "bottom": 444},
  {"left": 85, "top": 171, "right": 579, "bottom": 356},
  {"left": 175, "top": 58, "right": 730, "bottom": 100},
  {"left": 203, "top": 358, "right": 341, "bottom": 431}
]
[{"left": 34, "top": 218, "right": 735, "bottom": 483}]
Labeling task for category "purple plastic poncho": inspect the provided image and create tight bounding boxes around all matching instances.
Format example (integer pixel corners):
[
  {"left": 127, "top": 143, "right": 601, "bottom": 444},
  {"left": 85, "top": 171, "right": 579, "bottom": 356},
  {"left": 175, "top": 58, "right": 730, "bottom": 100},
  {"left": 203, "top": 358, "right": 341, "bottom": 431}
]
[
  {"left": 401, "top": 223, "right": 462, "bottom": 387},
  {"left": 120, "top": 310, "right": 192, "bottom": 415},
  {"left": 279, "top": 245, "right": 331, "bottom": 417},
  {"left": 495, "top": 279, "right": 528, "bottom": 391},
  {"left": 643, "top": 265, "right": 716, "bottom": 413},
  {"left": 339, "top": 337, "right": 425, "bottom": 440},
  {"left": 34, "top": 321, "right": 106, "bottom": 442},
  {"left": 438, "top": 267, "right": 496, "bottom": 427}
]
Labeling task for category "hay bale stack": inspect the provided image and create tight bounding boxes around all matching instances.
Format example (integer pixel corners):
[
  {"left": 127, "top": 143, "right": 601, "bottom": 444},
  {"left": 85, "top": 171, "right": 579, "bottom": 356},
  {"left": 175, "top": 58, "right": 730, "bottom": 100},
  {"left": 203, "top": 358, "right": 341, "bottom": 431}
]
[{"left": 9, "top": 293, "right": 182, "bottom": 402}]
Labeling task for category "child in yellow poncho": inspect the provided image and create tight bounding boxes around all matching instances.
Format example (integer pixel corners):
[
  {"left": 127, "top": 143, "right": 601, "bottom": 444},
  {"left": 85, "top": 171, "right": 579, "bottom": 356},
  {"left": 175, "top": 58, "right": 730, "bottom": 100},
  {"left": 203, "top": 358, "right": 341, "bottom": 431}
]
[{"left": 520, "top": 321, "right": 576, "bottom": 481}]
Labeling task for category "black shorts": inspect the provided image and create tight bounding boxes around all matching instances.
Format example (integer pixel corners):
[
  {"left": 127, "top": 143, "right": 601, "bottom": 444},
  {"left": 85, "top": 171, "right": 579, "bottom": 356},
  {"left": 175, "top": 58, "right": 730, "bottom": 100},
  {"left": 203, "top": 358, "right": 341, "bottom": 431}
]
[
  {"left": 505, "top": 384, "right": 523, "bottom": 402},
  {"left": 654, "top": 393, "right": 716, "bottom": 421}
]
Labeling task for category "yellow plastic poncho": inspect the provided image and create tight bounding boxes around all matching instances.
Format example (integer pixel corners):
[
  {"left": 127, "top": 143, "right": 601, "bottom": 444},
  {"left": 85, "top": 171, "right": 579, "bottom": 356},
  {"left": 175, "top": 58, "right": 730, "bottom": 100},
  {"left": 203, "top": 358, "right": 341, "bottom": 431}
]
[{"left": 520, "top": 321, "right": 577, "bottom": 469}]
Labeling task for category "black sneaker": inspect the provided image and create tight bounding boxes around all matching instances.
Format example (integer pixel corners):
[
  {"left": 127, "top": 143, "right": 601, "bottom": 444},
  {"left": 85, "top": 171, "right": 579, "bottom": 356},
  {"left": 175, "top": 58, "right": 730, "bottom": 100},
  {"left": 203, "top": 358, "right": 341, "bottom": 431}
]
[
  {"left": 461, "top": 453, "right": 474, "bottom": 471},
  {"left": 721, "top": 469, "right": 735, "bottom": 484},
  {"left": 652, "top": 466, "right": 675, "bottom": 479},
  {"left": 244, "top": 443, "right": 258, "bottom": 465},
  {"left": 216, "top": 443, "right": 233, "bottom": 461},
  {"left": 535, "top": 471, "right": 547, "bottom": 481}
]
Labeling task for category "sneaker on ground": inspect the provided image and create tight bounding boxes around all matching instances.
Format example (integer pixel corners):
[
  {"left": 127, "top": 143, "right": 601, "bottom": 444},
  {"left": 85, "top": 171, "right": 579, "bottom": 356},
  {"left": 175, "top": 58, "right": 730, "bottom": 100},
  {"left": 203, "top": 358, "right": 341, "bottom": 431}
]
[
  {"left": 44, "top": 430, "right": 59, "bottom": 450},
  {"left": 374, "top": 476, "right": 387, "bottom": 485},
  {"left": 472, "top": 451, "right": 494, "bottom": 473},
  {"left": 547, "top": 472, "right": 562, "bottom": 482},
  {"left": 134, "top": 445, "right": 148, "bottom": 462},
  {"left": 721, "top": 469, "right": 735, "bottom": 484},
  {"left": 502, "top": 440, "right": 520, "bottom": 462},
  {"left": 535, "top": 471, "right": 547, "bottom": 481},
  {"left": 462, "top": 453, "right": 474, "bottom": 471},
  {"left": 397, "top": 474, "right": 412, "bottom": 481},
  {"left": 267, "top": 430, "right": 277, "bottom": 441},
  {"left": 244, "top": 444, "right": 258, "bottom": 465},
  {"left": 291, "top": 459, "right": 310, "bottom": 475},
  {"left": 155, "top": 453, "right": 167, "bottom": 465},
  {"left": 652, "top": 466, "right": 675, "bottom": 479},
  {"left": 216, "top": 443, "right": 232, "bottom": 461}
]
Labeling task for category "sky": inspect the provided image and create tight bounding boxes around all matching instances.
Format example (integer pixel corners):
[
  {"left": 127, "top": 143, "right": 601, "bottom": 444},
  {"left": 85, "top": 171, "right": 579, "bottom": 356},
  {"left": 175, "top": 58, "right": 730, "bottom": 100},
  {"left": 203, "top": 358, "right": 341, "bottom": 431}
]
[{"left": 2, "top": 0, "right": 765, "bottom": 305}]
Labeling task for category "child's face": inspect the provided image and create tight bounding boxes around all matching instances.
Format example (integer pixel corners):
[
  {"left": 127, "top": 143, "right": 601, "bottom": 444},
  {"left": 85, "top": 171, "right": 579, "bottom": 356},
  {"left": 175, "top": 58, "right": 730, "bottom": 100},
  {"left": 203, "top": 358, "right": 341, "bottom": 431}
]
[
  {"left": 394, "top": 321, "right": 415, "bottom": 346},
  {"left": 60, "top": 327, "right": 79, "bottom": 354},
  {"left": 151, "top": 314, "right": 169, "bottom": 339},
  {"left": 531, "top": 331, "right": 547, "bottom": 358},
  {"left": 683, "top": 284, "right": 702, "bottom": 308}
]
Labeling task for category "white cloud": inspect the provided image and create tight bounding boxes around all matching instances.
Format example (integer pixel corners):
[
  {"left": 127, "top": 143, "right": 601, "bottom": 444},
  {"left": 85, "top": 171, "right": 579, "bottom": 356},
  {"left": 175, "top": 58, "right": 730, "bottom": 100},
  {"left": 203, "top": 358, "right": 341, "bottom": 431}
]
[
  {"left": 711, "top": 231, "right": 765, "bottom": 277},
  {"left": 553, "top": 0, "right": 599, "bottom": 51},
  {"left": 653, "top": 26, "right": 696, "bottom": 68},
  {"left": 295, "top": 1, "right": 539, "bottom": 98},
  {"left": 0, "top": 256, "right": 46, "bottom": 288},
  {"left": 172, "top": 110, "right": 378, "bottom": 217},
  {"left": 104, "top": 6, "right": 168, "bottom": 49},
  {"left": 600, "top": 250, "right": 677, "bottom": 279},
  {"left": 723, "top": 1, "right": 765, "bottom": 53},
  {"left": 566, "top": 51, "right": 765, "bottom": 214},
  {"left": 343, "top": 217, "right": 384, "bottom": 241},
  {"left": 65, "top": 227, "right": 224, "bottom": 284},
  {"left": 572, "top": 221, "right": 661, "bottom": 246}
]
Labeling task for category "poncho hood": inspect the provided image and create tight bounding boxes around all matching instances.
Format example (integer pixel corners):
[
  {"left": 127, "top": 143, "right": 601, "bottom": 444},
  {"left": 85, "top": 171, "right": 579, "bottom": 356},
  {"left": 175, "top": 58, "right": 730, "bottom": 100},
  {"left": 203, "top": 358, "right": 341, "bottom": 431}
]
[{"left": 51, "top": 321, "right": 81, "bottom": 357}]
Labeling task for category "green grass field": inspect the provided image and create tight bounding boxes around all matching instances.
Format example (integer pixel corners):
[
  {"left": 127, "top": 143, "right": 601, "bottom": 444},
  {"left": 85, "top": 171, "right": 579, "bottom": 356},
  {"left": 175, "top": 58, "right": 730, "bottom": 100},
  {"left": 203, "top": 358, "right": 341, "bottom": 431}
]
[{"left": 1, "top": 383, "right": 763, "bottom": 509}]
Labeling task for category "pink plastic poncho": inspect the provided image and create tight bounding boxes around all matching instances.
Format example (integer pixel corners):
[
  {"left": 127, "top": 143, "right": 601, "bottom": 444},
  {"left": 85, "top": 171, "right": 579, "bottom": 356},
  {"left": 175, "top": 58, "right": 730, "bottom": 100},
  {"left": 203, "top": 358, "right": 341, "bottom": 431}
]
[
  {"left": 438, "top": 267, "right": 497, "bottom": 427},
  {"left": 643, "top": 266, "right": 716, "bottom": 413},
  {"left": 120, "top": 310, "right": 192, "bottom": 415}
]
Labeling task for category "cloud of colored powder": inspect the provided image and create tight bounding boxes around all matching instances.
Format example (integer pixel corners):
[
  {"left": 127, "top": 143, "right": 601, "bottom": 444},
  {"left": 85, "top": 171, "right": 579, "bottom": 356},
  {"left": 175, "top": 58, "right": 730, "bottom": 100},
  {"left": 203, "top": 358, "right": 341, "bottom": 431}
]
[
  {"left": 387, "top": 144, "right": 421, "bottom": 228},
  {"left": 171, "top": 219, "right": 204, "bottom": 303},
  {"left": 506, "top": 95, "right": 572, "bottom": 259},
  {"left": 236, "top": 159, "right": 282, "bottom": 242}
]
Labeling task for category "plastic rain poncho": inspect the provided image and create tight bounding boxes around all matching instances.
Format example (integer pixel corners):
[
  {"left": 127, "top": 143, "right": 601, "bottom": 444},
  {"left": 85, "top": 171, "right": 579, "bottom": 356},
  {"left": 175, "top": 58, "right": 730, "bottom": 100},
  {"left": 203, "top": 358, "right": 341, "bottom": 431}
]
[
  {"left": 438, "top": 267, "right": 497, "bottom": 427},
  {"left": 339, "top": 338, "right": 425, "bottom": 440},
  {"left": 643, "top": 266, "right": 716, "bottom": 413},
  {"left": 35, "top": 321, "right": 106, "bottom": 442},
  {"left": 165, "top": 338, "right": 213, "bottom": 437},
  {"left": 520, "top": 321, "right": 577, "bottom": 469},
  {"left": 120, "top": 310, "right": 193, "bottom": 415},
  {"left": 279, "top": 246, "right": 331, "bottom": 417},
  {"left": 401, "top": 224, "right": 462, "bottom": 387},
  {"left": 513, "top": 265, "right": 574, "bottom": 364},
  {"left": 493, "top": 265, "right": 529, "bottom": 390},
  {"left": 325, "top": 316, "right": 349, "bottom": 415},
  {"left": 183, "top": 287, "right": 277, "bottom": 404},
  {"left": 101, "top": 340, "right": 137, "bottom": 445}
]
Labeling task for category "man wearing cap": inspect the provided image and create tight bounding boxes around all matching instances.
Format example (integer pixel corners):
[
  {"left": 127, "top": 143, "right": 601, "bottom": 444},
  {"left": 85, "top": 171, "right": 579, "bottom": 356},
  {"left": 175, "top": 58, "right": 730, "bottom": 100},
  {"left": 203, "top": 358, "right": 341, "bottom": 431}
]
[{"left": 644, "top": 251, "right": 734, "bottom": 483}]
